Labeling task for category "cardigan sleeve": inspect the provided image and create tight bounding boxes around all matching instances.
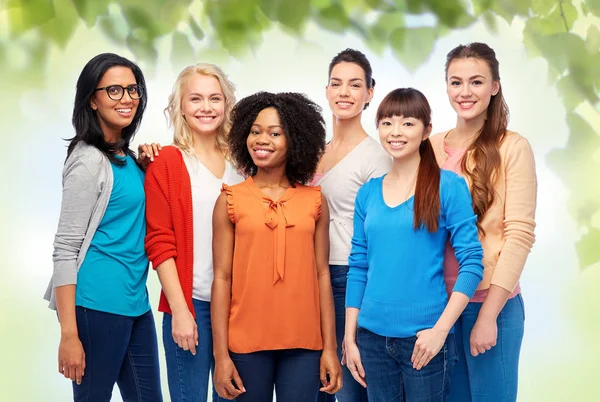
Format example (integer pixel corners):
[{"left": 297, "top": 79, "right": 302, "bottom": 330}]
[
  {"left": 490, "top": 137, "right": 537, "bottom": 292},
  {"left": 145, "top": 152, "right": 178, "bottom": 269},
  {"left": 51, "top": 152, "right": 101, "bottom": 288}
]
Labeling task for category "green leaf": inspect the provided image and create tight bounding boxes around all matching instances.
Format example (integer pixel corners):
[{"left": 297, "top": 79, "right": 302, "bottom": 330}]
[
  {"left": 313, "top": 3, "right": 351, "bottom": 33},
  {"left": 205, "top": 0, "right": 265, "bottom": 54},
  {"left": 556, "top": 73, "right": 585, "bottom": 111},
  {"left": 189, "top": 16, "right": 205, "bottom": 40},
  {"left": 276, "top": 0, "right": 310, "bottom": 31},
  {"left": 472, "top": 0, "right": 495, "bottom": 16},
  {"left": 531, "top": 0, "right": 556, "bottom": 15},
  {"left": 364, "top": 0, "right": 396, "bottom": 12},
  {"left": 426, "top": 0, "right": 470, "bottom": 28},
  {"left": 586, "top": 0, "right": 600, "bottom": 18},
  {"left": 7, "top": 0, "right": 55, "bottom": 34},
  {"left": 171, "top": 32, "right": 195, "bottom": 68},
  {"left": 126, "top": 33, "right": 158, "bottom": 63},
  {"left": 586, "top": 24, "right": 600, "bottom": 53},
  {"left": 390, "top": 27, "right": 437, "bottom": 72},
  {"left": 39, "top": 0, "right": 79, "bottom": 49},
  {"left": 98, "top": 13, "right": 129, "bottom": 44},
  {"left": 72, "top": 0, "right": 109, "bottom": 27},
  {"left": 576, "top": 229, "right": 600, "bottom": 269}
]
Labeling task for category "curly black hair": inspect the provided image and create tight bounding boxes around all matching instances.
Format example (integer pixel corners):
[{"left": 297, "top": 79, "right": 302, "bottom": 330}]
[{"left": 228, "top": 92, "right": 326, "bottom": 185}]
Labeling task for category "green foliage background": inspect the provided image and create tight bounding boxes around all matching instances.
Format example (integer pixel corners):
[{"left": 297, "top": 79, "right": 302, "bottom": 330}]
[{"left": 0, "top": 0, "right": 598, "bottom": 400}]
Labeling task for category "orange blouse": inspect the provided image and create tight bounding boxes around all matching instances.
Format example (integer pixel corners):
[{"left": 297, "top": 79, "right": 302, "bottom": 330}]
[{"left": 223, "top": 177, "right": 323, "bottom": 354}]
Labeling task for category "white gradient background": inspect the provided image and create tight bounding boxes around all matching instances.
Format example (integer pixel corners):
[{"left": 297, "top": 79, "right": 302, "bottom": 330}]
[{"left": 0, "top": 10, "right": 597, "bottom": 402}]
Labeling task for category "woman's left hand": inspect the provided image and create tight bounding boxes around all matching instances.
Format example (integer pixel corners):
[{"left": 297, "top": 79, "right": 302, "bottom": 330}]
[
  {"left": 319, "top": 348, "right": 342, "bottom": 394},
  {"left": 137, "top": 143, "right": 162, "bottom": 171},
  {"left": 470, "top": 316, "right": 498, "bottom": 357},
  {"left": 411, "top": 327, "right": 449, "bottom": 370}
]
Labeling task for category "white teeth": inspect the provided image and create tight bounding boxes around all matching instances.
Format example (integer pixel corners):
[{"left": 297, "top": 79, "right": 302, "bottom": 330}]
[
  {"left": 198, "top": 116, "right": 214, "bottom": 121},
  {"left": 116, "top": 108, "right": 131, "bottom": 113},
  {"left": 255, "top": 149, "right": 272, "bottom": 156}
]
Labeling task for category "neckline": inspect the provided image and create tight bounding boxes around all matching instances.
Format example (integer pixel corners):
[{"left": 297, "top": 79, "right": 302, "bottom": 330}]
[
  {"left": 379, "top": 174, "right": 415, "bottom": 209},
  {"left": 246, "top": 176, "right": 298, "bottom": 203},
  {"left": 315, "top": 136, "right": 370, "bottom": 185},
  {"left": 182, "top": 150, "right": 228, "bottom": 181}
]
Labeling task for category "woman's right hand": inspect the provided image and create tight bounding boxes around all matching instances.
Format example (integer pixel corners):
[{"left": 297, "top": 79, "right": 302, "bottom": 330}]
[
  {"left": 214, "top": 357, "right": 245, "bottom": 399},
  {"left": 344, "top": 340, "right": 367, "bottom": 388},
  {"left": 171, "top": 309, "right": 198, "bottom": 355},
  {"left": 58, "top": 334, "right": 86, "bottom": 385}
]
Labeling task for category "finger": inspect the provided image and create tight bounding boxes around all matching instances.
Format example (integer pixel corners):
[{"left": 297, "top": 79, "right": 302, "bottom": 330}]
[
  {"left": 232, "top": 369, "right": 246, "bottom": 393},
  {"left": 75, "top": 366, "right": 83, "bottom": 385},
  {"left": 181, "top": 338, "right": 191, "bottom": 351},
  {"left": 151, "top": 143, "right": 160, "bottom": 155},
  {"left": 194, "top": 325, "right": 199, "bottom": 347},
  {"left": 416, "top": 351, "right": 430, "bottom": 370},
  {"left": 471, "top": 344, "right": 479, "bottom": 357},
  {"left": 188, "top": 336, "right": 197, "bottom": 356},
  {"left": 351, "top": 359, "right": 367, "bottom": 388},
  {"left": 68, "top": 365, "right": 77, "bottom": 381},
  {"left": 320, "top": 365, "right": 328, "bottom": 387},
  {"left": 477, "top": 346, "right": 486, "bottom": 355}
]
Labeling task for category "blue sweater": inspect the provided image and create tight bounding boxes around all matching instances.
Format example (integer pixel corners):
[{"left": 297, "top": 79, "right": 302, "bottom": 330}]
[{"left": 346, "top": 170, "right": 484, "bottom": 338}]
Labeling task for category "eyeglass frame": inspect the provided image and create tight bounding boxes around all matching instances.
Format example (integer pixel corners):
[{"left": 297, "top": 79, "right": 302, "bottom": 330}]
[{"left": 95, "top": 84, "right": 144, "bottom": 101}]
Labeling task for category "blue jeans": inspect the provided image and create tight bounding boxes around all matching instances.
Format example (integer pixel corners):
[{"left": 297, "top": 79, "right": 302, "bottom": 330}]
[
  {"left": 357, "top": 328, "right": 457, "bottom": 402},
  {"left": 230, "top": 349, "right": 321, "bottom": 402},
  {"left": 163, "top": 299, "right": 220, "bottom": 402},
  {"left": 448, "top": 294, "right": 525, "bottom": 402},
  {"left": 319, "top": 265, "right": 369, "bottom": 402},
  {"left": 73, "top": 307, "right": 162, "bottom": 401}
]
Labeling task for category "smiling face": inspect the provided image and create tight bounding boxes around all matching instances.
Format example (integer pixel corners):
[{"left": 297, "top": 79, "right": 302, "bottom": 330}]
[
  {"left": 326, "top": 61, "right": 373, "bottom": 119},
  {"left": 446, "top": 57, "right": 500, "bottom": 127},
  {"left": 246, "top": 107, "right": 288, "bottom": 170},
  {"left": 181, "top": 73, "right": 225, "bottom": 137},
  {"left": 378, "top": 115, "right": 431, "bottom": 161},
  {"left": 90, "top": 66, "right": 139, "bottom": 140}
]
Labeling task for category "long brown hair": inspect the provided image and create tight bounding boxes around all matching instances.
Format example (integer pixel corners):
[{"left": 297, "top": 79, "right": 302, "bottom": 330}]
[
  {"left": 445, "top": 43, "right": 509, "bottom": 234},
  {"left": 376, "top": 88, "right": 440, "bottom": 232}
]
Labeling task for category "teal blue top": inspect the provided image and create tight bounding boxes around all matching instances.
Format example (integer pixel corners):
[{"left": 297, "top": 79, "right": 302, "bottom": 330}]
[
  {"left": 346, "top": 170, "right": 484, "bottom": 338},
  {"left": 76, "top": 154, "right": 150, "bottom": 316}
]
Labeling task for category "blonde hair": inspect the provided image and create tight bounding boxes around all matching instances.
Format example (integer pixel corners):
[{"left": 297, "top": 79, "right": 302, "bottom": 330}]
[{"left": 165, "top": 63, "right": 236, "bottom": 155}]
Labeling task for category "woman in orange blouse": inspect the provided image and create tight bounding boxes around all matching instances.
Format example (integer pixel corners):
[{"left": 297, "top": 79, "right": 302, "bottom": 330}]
[{"left": 211, "top": 92, "right": 342, "bottom": 401}]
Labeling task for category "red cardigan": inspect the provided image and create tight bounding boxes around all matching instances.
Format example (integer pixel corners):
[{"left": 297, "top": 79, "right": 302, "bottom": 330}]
[{"left": 144, "top": 146, "right": 196, "bottom": 317}]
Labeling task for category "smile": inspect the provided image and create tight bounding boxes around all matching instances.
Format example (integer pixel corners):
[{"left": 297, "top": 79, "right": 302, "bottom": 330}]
[
  {"left": 196, "top": 116, "right": 216, "bottom": 121},
  {"left": 458, "top": 101, "right": 476, "bottom": 109},
  {"left": 388, "top": 140, "right": 407, "bottom": 149},
  {"left": 253, "top": 148, "right": 274, "bottom": 158}
]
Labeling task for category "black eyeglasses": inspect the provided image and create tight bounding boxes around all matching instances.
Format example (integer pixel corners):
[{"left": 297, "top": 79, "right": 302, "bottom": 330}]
[{"left": 95, "top": 84, "right": 144, "bottom": 101}]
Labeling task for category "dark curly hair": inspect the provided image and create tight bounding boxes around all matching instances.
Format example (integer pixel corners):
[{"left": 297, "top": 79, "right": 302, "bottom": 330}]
[{"left": 228, "top": 92, "right": 326, "bottom": 185}]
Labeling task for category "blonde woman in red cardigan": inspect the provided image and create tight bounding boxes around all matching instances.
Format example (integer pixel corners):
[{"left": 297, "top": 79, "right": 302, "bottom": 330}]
[{"left": 144, "top": 63, "right": 244, "bottom": 402}]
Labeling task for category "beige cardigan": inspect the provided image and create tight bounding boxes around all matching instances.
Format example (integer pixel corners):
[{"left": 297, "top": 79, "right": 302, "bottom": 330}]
[{"left": 430, "top": 130, "right": 537, "bottom": 293}]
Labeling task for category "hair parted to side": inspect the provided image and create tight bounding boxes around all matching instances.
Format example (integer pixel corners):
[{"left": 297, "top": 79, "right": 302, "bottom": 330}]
[
  {"left": 376, "top": 88, "right": 440, "bottom": 232},
  {"left": 328, "top": 48, "right": 375, "bottom": 109},
  {"left": 445, "top": 42, "right": 509, "bottom": 234},
  {"left": 228, "top": 92, "right": 326, "bottom": 185},
  {"left": 69, "top": 53, "right": 147, "bottom": 166},
  {"left": 165, "top": 63, "right": 236, "bottom": 155}
]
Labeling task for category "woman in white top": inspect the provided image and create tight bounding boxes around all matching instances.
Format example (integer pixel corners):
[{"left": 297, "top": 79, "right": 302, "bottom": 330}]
[
  {"left": 143, "top": 64, "right": 244, "bottom": 402},
  {"left": 314, "top": 49, "right": 392, "bottom": 402}
]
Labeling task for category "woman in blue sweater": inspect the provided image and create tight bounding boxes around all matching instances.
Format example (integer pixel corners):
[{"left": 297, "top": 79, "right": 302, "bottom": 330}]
[{"left": 343, "top": 88, "right": 484, "bottom": 402}]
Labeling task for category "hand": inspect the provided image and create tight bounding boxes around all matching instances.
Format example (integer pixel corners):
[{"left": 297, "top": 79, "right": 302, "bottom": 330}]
[
  {"left": 411, "top": 327, "right": 448, "bottom": 370},
  {"left": 340, "top": 336, "right": 346, "bottom": 366},
  {"left": 214, "top": 357, "right": 245, "bottom": 400},
  {"left": 319, "top": 348, "right": 342, "bottom": 394},
  {"left": 470, "top": 316, "right": 498, "bottom": 357},
  {"left": 344, "top": 340, "right": 366, "bottom": 388},
  {"left": 171, "top": 310, "right": 198, "bottom": 355},
  {"left": 137, "top": 143, "right": 162, "bottom": 171},
  {"left": 58, "top": 334, "right": 86, "bottom": 385}
]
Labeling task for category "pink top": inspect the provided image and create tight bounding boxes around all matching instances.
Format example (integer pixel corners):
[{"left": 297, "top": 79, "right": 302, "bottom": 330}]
[
  {"left": 442, "top": 144, "right": 521, "bottom": 303},
  {"left": 310, "top": 172, "right": 325, "bottom": 187}
]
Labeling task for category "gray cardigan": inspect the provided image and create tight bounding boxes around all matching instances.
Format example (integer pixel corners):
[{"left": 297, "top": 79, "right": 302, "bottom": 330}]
[{"left": 44, "top": 142, "right": 114, "bottom": 310}]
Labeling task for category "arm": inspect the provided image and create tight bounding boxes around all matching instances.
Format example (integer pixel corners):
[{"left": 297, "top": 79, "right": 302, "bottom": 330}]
[
  {"left": 472, "top": 138, "right": 537, "bottom": 355},
  {"left": 344, "top": 184, "right": 370, "bottom": 387},
  {"left": 412, "top": 174, "right": 484, "bottom": 369},
  {"left": 52, "top": 154, "right": 101, "bottom": 384},
  {"left": 144, "top": 158, "right": 198, "bottom": 355},
  {"left": 211, "top": 192, "right": 245, "bottom": 399},
  {"left": 315, "top": 196, "right": 342, "bottom": 394}
]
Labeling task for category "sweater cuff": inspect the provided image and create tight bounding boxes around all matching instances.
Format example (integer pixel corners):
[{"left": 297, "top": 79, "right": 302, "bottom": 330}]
[
  {"left": 452, "top": 271, "right": 483, "bottom": 299},
  {"left": 345, "top": 280, "right": 366, "bottom": 309}
]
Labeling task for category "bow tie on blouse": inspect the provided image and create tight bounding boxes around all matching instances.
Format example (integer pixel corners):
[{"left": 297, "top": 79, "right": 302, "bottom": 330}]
[{"left": 264, "top": 199, "right": 295, "bottom": 284}]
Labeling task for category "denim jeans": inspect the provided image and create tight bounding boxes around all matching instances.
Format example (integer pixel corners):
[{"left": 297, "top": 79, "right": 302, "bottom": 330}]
[
  {"left": 163, "top": 299, "right": 220, "bottom": 402},
  {"left": 447, "top": 294, "right": 525, "bottom": 402},
  {"left": 318, "top": 265, "right": 369, "bottom": 402},
  {"left": 230, "top": 349, "right": 321, "bottom": 402},
  {"left": 357, "top": 328, "right": 457, "bottom": 402},
  {"left": 73, "top": 307, "right": 162, "bottom": 402}
]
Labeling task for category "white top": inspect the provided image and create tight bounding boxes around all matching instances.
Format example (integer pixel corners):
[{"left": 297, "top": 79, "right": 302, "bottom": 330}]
[
  {"left": 182, "top": 154, "right": 245, "bottom": 301},
  {"left": 313, "top": 136, "right": 392, "bottom": 265}
]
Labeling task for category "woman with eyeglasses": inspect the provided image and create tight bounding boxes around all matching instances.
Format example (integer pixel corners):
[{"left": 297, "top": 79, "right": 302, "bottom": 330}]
[{"left": 44, "top": 53, "right": 162, "bottom": 401}]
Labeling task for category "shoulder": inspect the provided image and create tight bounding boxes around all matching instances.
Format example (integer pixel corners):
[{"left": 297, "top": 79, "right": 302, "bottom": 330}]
[
  {"left": 429, "top": 131, "right": 449, "bottom": 148},
  {"left": 360, "top": 136, "right": 388, "bottom": 157},
  {"left": 146, "top": 145, "right": 183, "bottom": 177},
  {"left": 65, "top": 142, "right": 107, "bottom": 178},
  {"left": 440, "top": 169, "right": 470, "bottom": 200},
  {"left": 440, "top": 168, "right": 464, "bottom": 185},
  {"left": 156, "top": 145, "right": 183, "bottom": 163},
  {"left": 357, "top": 175, "right": 382, "bottom": 199},
  {"left": 500, "top": 131, "right": 533, "bottom": 154}
]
